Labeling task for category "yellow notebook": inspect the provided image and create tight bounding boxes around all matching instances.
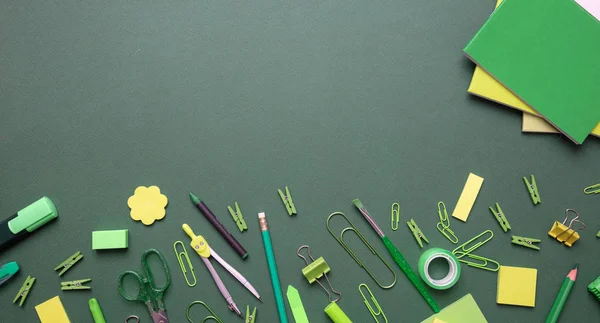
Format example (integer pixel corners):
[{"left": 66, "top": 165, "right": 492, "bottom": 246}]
[{"left": 468, "top": 0, "right": 600, "bottom": 138}]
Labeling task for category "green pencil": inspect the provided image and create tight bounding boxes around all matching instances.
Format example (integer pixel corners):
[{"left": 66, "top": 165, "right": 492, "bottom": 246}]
[{"left": 545, "top": 264, "right": 578, "bottom": 323}]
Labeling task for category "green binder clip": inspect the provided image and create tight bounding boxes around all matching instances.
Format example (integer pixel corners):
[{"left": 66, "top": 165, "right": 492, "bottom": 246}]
[
  {"left": 358, "top": 283, "right": 387, "bottom": 323},
  {"left": 54, "top": 251, "right": 83, "bottom": 276},
  {"left": 61, "top": 278, "right": 91, "bottom": 290},
  {"left": 489, "top": 203, "right": 511, "bottom": 232},
  {"left": 186, "top": 300, "right": 224, "bottom": 323},
  {"left": 278, "top": 186, "right": 297, "bottom": 215},
  {"left": 436, "top": 201, "right": 459, "bottom": 244},
  {"left": 390, "top": 203, "right": 400, "bottom": 231},
  {"left": 511, "top": 235, "right": 541, "bottom": 250},
  {"left": 13, "top": 275, "right": 35, "bottom": 306},
  {"left": 523, "top": 175, "right": 541, "bottom": 204},
  {"left": 452, "top": 230, "right": 499, "bottom": 272},
  {"left": 297, "top": 245, "right": 341, "bottom": 302},
  {"left": 227, "top": 202, "right": 247, "bottom": 232},
  {"left": 583, "top": 183, "right": 600, "bottom": 194},
  {"left": 407, "top": 219, "right": 429, "bottom": 248},
  {"left": 588, "top": 276, "right": 600, "bottom": 302}
]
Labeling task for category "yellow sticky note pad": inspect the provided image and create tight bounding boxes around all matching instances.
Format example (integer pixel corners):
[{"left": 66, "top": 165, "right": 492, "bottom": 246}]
[
  {"left": 497, "top": 266, "right": 537, "bottom": 307},
  {"left": 35, "top": 296, "right": 71, "bottom": 323},
  {"left": 452, "top": 173, "right": 484, "bottom": 222}
]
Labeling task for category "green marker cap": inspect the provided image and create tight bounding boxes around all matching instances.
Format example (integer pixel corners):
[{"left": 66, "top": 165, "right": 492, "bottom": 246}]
[{"left": 8, "top": 197, "right": 58, "bottom": 234}]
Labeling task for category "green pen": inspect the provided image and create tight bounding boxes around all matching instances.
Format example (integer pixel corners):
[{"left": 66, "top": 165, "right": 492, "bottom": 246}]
[
  {"left": 89, "top": 298, "right": 107, "bottom": 323},
  {"left": 0, "top": 197, "right": 58, "bottom": 251},
  {"left": 353, "top": 199, "right": 440, "bottom": 313}
]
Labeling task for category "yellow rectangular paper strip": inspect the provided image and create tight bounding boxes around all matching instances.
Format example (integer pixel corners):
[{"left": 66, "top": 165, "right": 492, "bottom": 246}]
[
  {"left": 35, "top": 296, "right": 71, "bottom": 323},
  {"left": 452, "top": 173, "right": 484, "bottom": 222}
]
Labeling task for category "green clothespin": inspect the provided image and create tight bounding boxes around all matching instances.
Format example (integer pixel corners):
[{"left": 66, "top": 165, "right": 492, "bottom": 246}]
[
  {"left": 597, "top": 230, "right": 600, "bottom": 238},
  {"left": 61, "top": 278, "right": 91, "bottom": 290},
  {"left": 54, "top": 251, "right": 83, "bottom": 276},
  {"left": 489, "top": 203, "right": 511, "bottom": 232},
  {"left": 589, "top": 276, "right": 600, "bottom": 302},
  {"left": 278, "top": 186, "right": 297, "bottom": 215},
  {"left": 511, "top": 236, "right": 541, "bottom": 250},
  {"left": 227, "top": 202, "right": 247, "bottom": 232},
  {"left": 523, "top": 175, "right": 541, "bottom": 204},
  {"left": 13, "top": 275, "right": 35, "bottom": 306},
  {"left": 245, "top": 305, "right": 257, "bottom": 323},
  {"left": 407, "top": 219, "right": 429, "bottom": 248}
]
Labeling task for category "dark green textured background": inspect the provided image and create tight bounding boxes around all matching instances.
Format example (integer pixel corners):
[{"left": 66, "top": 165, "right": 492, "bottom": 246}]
[{"left": 1, "top": 0, "right": 599, "bottom": 322}]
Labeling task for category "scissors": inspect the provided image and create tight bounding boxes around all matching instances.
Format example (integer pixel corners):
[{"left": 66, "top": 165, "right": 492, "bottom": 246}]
[{"left": 118, "top": 249, "right": 171, "bottom": 323}]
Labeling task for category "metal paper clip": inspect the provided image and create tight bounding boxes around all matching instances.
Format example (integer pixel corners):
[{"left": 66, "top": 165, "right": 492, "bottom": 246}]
[
  {"left": 548, "top": 209, "right": 586, "bottom": 247},
  {"left": 326, "top": 212, "right": 397, "bottom": 289},
  {"left": 297, "top": 245, "right": 341, "bottom": 302},
  {"left": 359, "top": 283, "right": 388, "bottom": 323},
  {"left": 173, "top": 241, "right": 197, "bottom": 287},
  {"left": 391, "top": 203, "right": 400, "bottom": 231},
  {"left": 452, "top": 230, "right": 499, "bottom": 272},
  {"left": 186, "top": 301, "right": 224, "bottom": 323},
  {"left": 125, "top": 315, "right": 140, "bottom": 323},
  {"left": 436, "top": 201, "right": 458, "bottom": 244},
  {"left": 584, "top": 183, "right": 600, "bottom": 195}
]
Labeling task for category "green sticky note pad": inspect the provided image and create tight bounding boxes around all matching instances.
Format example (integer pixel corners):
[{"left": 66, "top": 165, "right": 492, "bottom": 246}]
[
  {"left": 421, "top": 294, "right": 488, "bottom": 323},
  {"left": 92, "top": 230, "right": 129, "bottom": 250},
  {"left": 464, "top": 0, "right": 600, "bottom": 144}
]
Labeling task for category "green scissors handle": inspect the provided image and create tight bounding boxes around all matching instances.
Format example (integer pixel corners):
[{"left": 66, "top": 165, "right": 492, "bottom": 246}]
[{"left": 118, "top": 249, "right": 171, "bottom": 313}]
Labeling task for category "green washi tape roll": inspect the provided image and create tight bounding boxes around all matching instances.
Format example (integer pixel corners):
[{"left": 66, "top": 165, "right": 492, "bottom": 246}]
[{"left": 418, "top": 247, "right": 461, "bottom": 290}]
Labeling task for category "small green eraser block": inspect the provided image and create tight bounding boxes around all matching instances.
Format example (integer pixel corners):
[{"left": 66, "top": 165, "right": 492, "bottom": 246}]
[{"left": 92, "top": 230, "right": 129, "bottom": 250}]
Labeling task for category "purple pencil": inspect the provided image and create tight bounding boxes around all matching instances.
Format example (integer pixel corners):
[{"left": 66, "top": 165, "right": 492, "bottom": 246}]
[{"left": 189, "top": 192, "right": 248, "bottom": 259}]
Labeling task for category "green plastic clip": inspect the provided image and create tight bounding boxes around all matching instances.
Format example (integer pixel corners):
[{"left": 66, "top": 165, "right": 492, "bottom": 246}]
[
  {"left": 511, "top": 236, "right": 541, "bottom": 250},
  {"left": 186, "top": 301, "right": 224, "bottom": 323},
  {"left": 278, "top": 186, "right": 297, "bottom": 215},
  {"left": 436, "top": 201, "right": 459, "bottom": 244},
  {"left": 584, "top": 183, "right": 600, "bottom": 194},
  {"left": 407, "top": 219, "right": 429, "bottom": 248},
  {"left": 245, "top": 305, "right": 257, "bottom": 323},
  {"left": 227, "top": 202, "right": 247, "bottom": 232},
  {"left": 523, "top": 175, "right": 541, "bottom": 204},
  {"left": 489, "top": 203, "right": 511, "bottom": 232},
  {"left": 358, "top": 283, "right": 387, "bottom": 323},
  {"left": 13, "top": 275, "right": 35, "bottom": 306},
  {"left": 390, "top": 203, "right": 400, "bottom": 231},
  {"left": 54, "top": 251, "right": 83, "bottom": 276},
  {"left": 588, "top": 276, "right": 600, "bottom": 302},
  {"left": 452, "top": 230, "right": 499, "bottom": 272},
  {"left": 61, "top": 278, "right": 91, "bottom": 290},
  {"left": 297, "top": 245, "right": 341, "bottom": 302}
]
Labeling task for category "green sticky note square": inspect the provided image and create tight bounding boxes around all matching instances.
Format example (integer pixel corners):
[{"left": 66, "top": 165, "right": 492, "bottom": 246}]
[{"left": 92, "top": 230, "right": 129, "bottom": 250}]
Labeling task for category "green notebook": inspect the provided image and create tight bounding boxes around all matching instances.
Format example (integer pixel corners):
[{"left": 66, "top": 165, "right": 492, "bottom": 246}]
[
  {"left": 421, "top": 294, "right": 488, "bottom": 323},
  {"left": 464, "top": 0, "right": 600, "bottom": 144}
]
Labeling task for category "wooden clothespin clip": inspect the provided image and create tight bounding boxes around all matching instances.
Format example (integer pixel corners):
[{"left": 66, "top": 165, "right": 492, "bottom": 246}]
[
  {"left": 278, "top": 186, "right": 297, "bottom": 216},
  {"left": 245, "top": 305, "right": 257, "bottom": 323},
  {"left": 54, "top": 251, "right": 83, "bottom": 276},
  {"left": 61, "top": 278, "right": 91, "bottom": 290},
  {"left": 407, "top": 219, "right": 429, "bottom": 248},
  {"left": 13, "top": 275, "right": 35, "bottom": 306},
  {"left": 511, "top": 236, "right": 541, "bottom": 250},
  {"left": 523, "top": 175, "right": 541, "bottom": 204},
  {"left": 548, "top": 209, "right": 585, "bottom": 247},
  {"left": 489, "top": 203, "right": 511, "bottom": 232},
  {"left": 227, "top": 202, "right": 247, "bottom": 232}
]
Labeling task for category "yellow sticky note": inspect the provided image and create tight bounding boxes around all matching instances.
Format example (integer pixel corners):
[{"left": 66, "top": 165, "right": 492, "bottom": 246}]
[
  {"left": 452, "top": 173, "right": 484, "bottom": 222},
  {"left": 497, "top": 266, "right": 537, "bottom": 307},
  {"left": 433, "top": 318, "right": 447, "bottom": 323},
  {"left": 127, "top": 186, "right": 168, "bottom": 225},
  {"left": 35, "top": 296, "right": 71, "bottom": 323}
]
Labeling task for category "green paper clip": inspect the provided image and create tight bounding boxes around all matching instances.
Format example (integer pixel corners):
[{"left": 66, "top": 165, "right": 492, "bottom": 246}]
[
  {"left": 452, "top": 230, "right": 499, "bottom": 272},
  {"left": 173, "top": 241, "right": 197, "bottom": 287},
  {"left": 245, "top": 305, "right": 257, "bottom": 323},
  {"left": 588, "top": 276, "right": 600, "bottom": 302},
  {"left": 278, "top": 186, "right": 297, "bottom": 215},
  {"left": 511, "top": 236, "right": 540, "bottom": 250},
  {"left": 54, "top": 251, "right": 83, "bottom": 276},
  {"left": 359, "top": 283, "right": 387, "bottom": 323},
  {"left": 227, "top": 202, "right": 247, "bottom": 232},
  {"left": 186, "top": 300, "right": 224, "bottom": 323},
  {"left": 523, "top": 175, "right": 541, "bottom": 204},
  {"left": 584, "top": 183, "right": 600, "bottom": 195},
  {"left": 61, "top": 278, "right": 91, "bottom": 290},
  {"left": 297, "top": 245, "right": 341, "bottom": 302},
  {"left": 489, "top": 203, "right": 511, "bottom": 232},
  {"left": 326, "top": 212, "right": 397, "bottom": 289},
  {"left": 390, "top": 203, "right": 400, "bottom": 231},
  {"left": 13, "top": 275, "right": 35, "bottom": 306},
  {"left": 436, "top": 201, "right": 458, "bottom": 244},
  {"left": 407, "top": 219, "right": 429, "bottom": 248}
]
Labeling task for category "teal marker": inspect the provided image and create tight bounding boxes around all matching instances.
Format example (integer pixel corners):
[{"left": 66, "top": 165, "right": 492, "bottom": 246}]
[{"left": 0, "top": 197, "right": 58, "bottom": 251}]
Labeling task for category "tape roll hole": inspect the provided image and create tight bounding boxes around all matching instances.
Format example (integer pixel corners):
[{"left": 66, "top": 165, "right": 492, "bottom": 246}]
[{"left": 425, "top": 253, "right": 458, "bottom": 288}]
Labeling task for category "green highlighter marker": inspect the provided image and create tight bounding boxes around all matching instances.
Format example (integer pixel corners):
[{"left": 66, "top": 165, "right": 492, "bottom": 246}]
[{"left": 0, "top": 197, "right": 58, "bottom": 251}]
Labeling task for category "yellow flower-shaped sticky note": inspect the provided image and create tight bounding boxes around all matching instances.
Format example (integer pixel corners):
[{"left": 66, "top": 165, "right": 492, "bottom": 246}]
[{"left": 127, "top": 186, "right": 168, "bottom": 225}]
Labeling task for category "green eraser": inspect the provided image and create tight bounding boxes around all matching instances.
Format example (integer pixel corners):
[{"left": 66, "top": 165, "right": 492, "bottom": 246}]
[{"left": 92, "top": 230, "right": 128, "bottom": 250}]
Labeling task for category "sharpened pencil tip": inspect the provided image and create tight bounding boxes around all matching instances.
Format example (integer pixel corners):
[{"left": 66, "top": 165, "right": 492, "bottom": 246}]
[{"left": 573, "top": 263, "right": 579, "bottom": 270}]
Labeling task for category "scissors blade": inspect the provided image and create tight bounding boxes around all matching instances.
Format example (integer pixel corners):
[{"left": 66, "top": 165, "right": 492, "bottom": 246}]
[{"left": 151, "top": 309, "right": 168, "bottom": 323}]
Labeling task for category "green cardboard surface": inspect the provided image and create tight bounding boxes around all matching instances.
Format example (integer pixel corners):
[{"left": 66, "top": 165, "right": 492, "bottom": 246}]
[
  {"left": 92, "top": 230, "right": 129, "bottom": 250},
  {"left": 464, "top": 0, "right": 600, "bottom": 144},
  {"left": 421, "top": 294, "right": 487, "bottom": 323},
  {"left": 1, "top": 0, "right": 600, "bottom": 322}
]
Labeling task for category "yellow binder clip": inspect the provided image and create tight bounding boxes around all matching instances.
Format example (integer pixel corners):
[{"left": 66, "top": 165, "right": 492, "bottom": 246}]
[{"left": 548, "top": 209, "right": 586, "bottom": 247}]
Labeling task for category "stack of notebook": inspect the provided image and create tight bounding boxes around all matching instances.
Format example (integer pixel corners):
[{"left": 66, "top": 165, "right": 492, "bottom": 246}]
[{"left": 466, "top": 0, "right": 600, "bottom": 144}]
